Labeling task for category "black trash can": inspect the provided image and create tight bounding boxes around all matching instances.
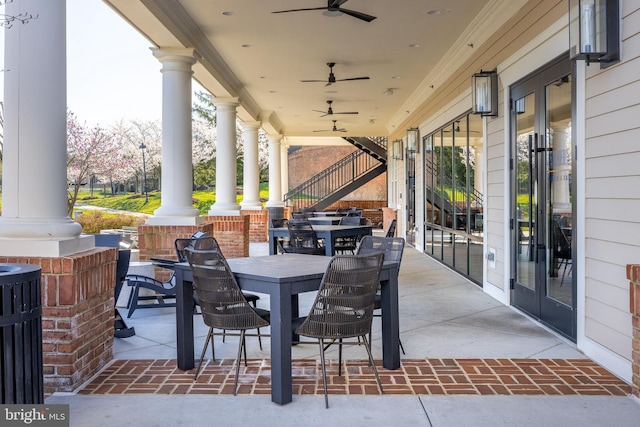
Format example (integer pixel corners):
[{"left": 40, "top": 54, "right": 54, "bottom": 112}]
[{"left": 0, "top": 263, "right": 43, "bottom": 404}]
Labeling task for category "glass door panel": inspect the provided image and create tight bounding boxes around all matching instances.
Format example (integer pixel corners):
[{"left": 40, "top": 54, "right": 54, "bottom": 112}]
[{"left": 511, "top": 55, "right": 575, "bottom": 341}]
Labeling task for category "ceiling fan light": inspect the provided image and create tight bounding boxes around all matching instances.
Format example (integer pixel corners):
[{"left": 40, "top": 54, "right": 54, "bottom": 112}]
[{"left": 322, "top": 10, "right": 342, "bottom": 17}]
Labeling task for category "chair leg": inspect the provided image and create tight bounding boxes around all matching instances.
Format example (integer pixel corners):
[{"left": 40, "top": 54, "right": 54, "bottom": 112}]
[
  {"left": 126, "top": 285, "right": 140, "bottom": 318},
  {"left": 233, "top": 330, "right": 246, "bottom": 396},
  {"left": 318, "top": 338, "right": 329, "bottom": 409},
  {"left": 361, "top": 334, "right": 384, "bottom": 395},
  {"left": 194, "top": 327, "right": 214, "bottom": 380}
]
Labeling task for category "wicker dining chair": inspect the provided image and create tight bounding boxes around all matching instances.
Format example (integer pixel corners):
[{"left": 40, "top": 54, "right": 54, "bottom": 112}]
[
  {"left": 295, "top": 253, "right": 384, "bottom": 408},
  {"left": 185, "top": 247, "right": 270, "bottom": 393},
  {"left": 333, "top": 215, "right": 362, "bottom": 254},
  {"left": 356, "top": 235, "right": 406, "bottom": 354},
  {"left": 287, "top": 219, "right": 325, "bottom": 255}
]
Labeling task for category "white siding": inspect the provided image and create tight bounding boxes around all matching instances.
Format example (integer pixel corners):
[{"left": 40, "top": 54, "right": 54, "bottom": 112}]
[{"left": 581, "top": 2, "right": 640, "bottom": 370}]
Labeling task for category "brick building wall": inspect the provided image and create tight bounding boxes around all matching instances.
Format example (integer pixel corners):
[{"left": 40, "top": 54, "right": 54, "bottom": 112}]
[{"left": 288, "top": 146, "right": 387, "bottom": 201}]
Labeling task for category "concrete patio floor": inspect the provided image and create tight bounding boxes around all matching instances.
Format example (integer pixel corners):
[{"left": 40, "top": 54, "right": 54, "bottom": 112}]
[{"left": 47, "top": 241, "right": 640, "bottom": 426}]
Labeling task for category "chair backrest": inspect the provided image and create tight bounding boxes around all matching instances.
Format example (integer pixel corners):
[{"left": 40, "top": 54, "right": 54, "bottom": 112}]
[
  {"left": 297, "top": 253, "right": 384, "bottom": 338},
  {"left": 385, "top": 219, "right": 397, "bottom": 238},
  {"left": 356, "top": 235, "right": 405, "bottom": 269},
  {"left": 291, "top": 212, "right": 308, "bottom": 220},
  {"left": 287, "top": 220, "right": 324, "bottom": 254},
  {"left": 174, "top": 233, "right": 215, "bottom": 262},
  {"left": 346, "top": 210, "right": 363, "bottom": 218},
  {"left": 114, "top": 249, "right": 131, "bottom": 300},
  {"left": 271, "top": 218, "right": 289, "bottom": 228},
  {"left": 552, "top": 221, "right": 571, "bottom": 258},
  {"left": 339, "top": 216, "right": 361, "bottom": 226},
  {"left": 184, "top": 248, "right": 269, "bottom": 330}
]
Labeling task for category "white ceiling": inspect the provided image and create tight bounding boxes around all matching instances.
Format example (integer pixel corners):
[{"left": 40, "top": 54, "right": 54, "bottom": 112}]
[{"left": 105, "top": 0, "right": 521, "bottom": 138}]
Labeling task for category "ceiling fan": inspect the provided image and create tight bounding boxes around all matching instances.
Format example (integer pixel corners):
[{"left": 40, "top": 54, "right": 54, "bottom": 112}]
[
  {"left": 301, "top": 62, "right": 369, "bottom": 86},
  {"left": 313, "top": 120, "right": 347, "bottom": 133},
  {"left": 272, "top": 0, "right": 377, "bottom": 23},
  {"left": 313, "top": 100, "right": 358, "bottom": 117}
]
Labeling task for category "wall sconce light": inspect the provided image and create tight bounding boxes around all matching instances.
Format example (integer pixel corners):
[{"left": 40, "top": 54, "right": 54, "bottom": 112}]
[
  {"left": 392, "top": 139, "right": 403, "bottom": 160},
  {"left": 569, "top": 0, "right": 619, "bottom": 67},
  {"left": 471, "top": 70, "right": 498, "bottom": 117},
  {"left": 406, "top": 128, "right": 419, "bottom": 154}
]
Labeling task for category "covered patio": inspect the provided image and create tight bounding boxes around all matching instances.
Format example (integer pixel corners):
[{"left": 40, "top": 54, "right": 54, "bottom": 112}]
[{"left": 45, "top": 242, "right": 640, "bottom": 425}]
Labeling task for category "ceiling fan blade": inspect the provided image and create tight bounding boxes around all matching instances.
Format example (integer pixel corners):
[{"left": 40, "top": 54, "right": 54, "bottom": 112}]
[
  {"left": 339, "top": 8, "right": 377, "bottom": 22},
  {"left": 337, "top": 76, "right": 370, "bottom": 82},
  {"left": 336, "top": 128, "right": 348, "bottom": 132},
  {"left": 272, "top": 7, "right": 329, "bottom": 14},
  {"left": 300, "top": 79, "right": 327, "bottom": 83},
  {"left": 333, "top": 111, "right": 358, "bottom": 115},
  {"left": 330, "top": 0, "right": 350, "bottom": 7}
]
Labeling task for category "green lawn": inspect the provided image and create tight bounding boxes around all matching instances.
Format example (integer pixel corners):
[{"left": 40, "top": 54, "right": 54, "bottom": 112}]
[{"left": 72, "top": 183, "right": 270, "bottom": 215}]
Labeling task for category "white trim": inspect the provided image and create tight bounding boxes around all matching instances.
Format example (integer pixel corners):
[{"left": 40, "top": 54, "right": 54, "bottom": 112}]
[{"left": 580, "top": 336, "right": 632, "bottom": 383}]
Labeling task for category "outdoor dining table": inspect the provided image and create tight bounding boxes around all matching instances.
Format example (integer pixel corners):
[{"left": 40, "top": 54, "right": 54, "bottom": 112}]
[
  {"left": 173, "top": 253, "right": 400, "bottom": 405},
  {"left": 268, "top": 224, "right": 373, "bottom": 256}
]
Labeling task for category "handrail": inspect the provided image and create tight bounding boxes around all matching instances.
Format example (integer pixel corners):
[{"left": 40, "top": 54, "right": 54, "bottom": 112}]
[{"left": 284, "top": 150, "right": 382, "bottom": 211}]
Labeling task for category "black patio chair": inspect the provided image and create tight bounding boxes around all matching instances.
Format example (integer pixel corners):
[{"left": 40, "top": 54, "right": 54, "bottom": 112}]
[
  {"left": 552, "top": 220, "right": 572, "bottom": 285},
  {"left": 271, "top": 218, "right": 292, "bottom": 254},
  {"left": 287, "top": 220, "right": 325, "bottom": 255},
  {"left": 385, "top": 219, "right": 397, "bottom": 238},
  {"left": 185, "top": 247, "right": 270, "bottom": 393},
  {"left": 126, "top": 233, "right": 262, "bottom": 318},
  {"left": 356, "top": 235, "right": 406, "bottom": 354},
  {"left": 294, "top": 253, "right": 385, "bottom": 408},
  {"left": 333, "top": 215, "right": 362, "bottom": 254}
]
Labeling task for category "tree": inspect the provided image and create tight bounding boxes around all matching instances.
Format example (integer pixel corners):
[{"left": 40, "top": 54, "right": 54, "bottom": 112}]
[
  {"left": 66, "top": 112, "right": 133, "bottom": 215},
  {"left": 110, "top": 119, "right": 162, "bottom": 194},
  {"left": 191, "top": 90, "right": 270, "bottom": 187}
]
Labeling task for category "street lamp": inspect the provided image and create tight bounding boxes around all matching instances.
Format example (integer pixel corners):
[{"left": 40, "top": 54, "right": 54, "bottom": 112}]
[{"left": 139, "top": 143, "right": 148, "bottom": 203}]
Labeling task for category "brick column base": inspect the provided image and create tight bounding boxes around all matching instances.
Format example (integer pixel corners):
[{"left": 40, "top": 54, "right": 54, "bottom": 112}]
[
  {"left": 138, "top": 224, "right": 214, "bottom": 281},
  {"left": 627, "top": 264, "right": 640, "bottom": 398},
  {"left": 382, "top": 207, "right": 398, "bottom": 236},
  {"left": 1, "top": 247, "right": 117, "bottom": 394},
  {"left": 242, "top": 209, "right": 268, "bottom": 243},
  {"left": 204, "top": 215, "right": 250, "bottom": 258}
]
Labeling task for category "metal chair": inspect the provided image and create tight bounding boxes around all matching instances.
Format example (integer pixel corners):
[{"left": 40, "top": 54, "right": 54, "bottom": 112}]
[
  {"left": 356, "top": 235, "right": 406, "bottom": 354},
  {"left": 295, "top": 253, "right": 385, "bottom": 408},
  {"left": 333, "top": 215, "right": 362, "bottom": 254},
  {"left": 552, "top": 220, "right": 572, "bottom": 285},
  {"left": 385, "top": 219, "right": 397, "bottom": 238},
  {"left": 287, "top": 220, "right": 325, "bottom": 255},
  {"left": 185, "top": 247, "right": 270, "bottom": 393},
  {"left": 271, "top": 218, "right": 292, "bottom": 254}
]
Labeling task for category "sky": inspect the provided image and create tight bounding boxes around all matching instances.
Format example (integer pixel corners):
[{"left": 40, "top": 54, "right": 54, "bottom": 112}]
[{"left": 1, "top": 0, "right": 167, "bottom": 127}]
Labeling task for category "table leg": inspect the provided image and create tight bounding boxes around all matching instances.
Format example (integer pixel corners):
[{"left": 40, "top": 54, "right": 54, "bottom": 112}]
[
  {"left": 175, "top": 269, "right": 195, "bottom": 371},
  {"left": 380, "top": 264, "right": 401, "bottom": 369},
  {"left": 270, "top": 284, "right": 293, "bottom": 404},
  {"left": 268, "top": 230, "right": 276, "bottom": 255}
]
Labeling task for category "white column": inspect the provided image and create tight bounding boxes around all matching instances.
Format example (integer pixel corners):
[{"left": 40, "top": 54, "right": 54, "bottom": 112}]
[
  {"left": 280, "top": 141, "right": 289, "bottom": 200},
  {"left": 0, "top": 0, "right": 87, "bottom": 257},
  {"left": 149, "top": 48, "right": 202, "bottom": 225},
  {"left": 239, "top": 121, "right": 262, "bottom": 210},
  {"left": 266, "top": 135, "right": 284, "bottom": 207},
  {"left": 208, "top": 97, "right": 241, "bottom": 215}
]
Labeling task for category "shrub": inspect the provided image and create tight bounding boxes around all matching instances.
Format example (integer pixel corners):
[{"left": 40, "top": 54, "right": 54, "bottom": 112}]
[{"left": 75, "top": 210, "right": 141, "bottom": 234}]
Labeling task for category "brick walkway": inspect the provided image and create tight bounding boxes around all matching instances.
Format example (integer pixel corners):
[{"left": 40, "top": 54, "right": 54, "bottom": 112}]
[{"left": 79, "top": 358, "right": 631, "bottom": 396}]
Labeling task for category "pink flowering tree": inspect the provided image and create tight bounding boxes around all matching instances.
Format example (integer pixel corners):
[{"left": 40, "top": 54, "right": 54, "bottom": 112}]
[{"left": 66, "top": 112, "right": 134, "bottom": 216}]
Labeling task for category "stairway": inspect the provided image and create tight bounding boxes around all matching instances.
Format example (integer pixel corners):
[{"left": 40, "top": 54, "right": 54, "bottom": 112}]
[{"left": 284, "top": 137, "right": 387, "bottom": 212}]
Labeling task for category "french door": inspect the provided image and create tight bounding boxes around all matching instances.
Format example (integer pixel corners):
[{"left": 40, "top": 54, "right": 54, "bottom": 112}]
[{"left": 511, "top": 55, "right": 576, "bottom": 341}]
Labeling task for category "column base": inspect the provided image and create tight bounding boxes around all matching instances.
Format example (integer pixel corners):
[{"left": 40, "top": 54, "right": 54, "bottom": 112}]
[
  {"left": 147, "top": 216, "right": 204, "bottom": 226},
  {"left": 0, "top": 235, "right": 94, "bottom": 257},
  {"left": 208, "top": 205, "right": 241, "bottom": 216},
  {"left": 239, "top": 201, "right": 263, "bottom": 210}
]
